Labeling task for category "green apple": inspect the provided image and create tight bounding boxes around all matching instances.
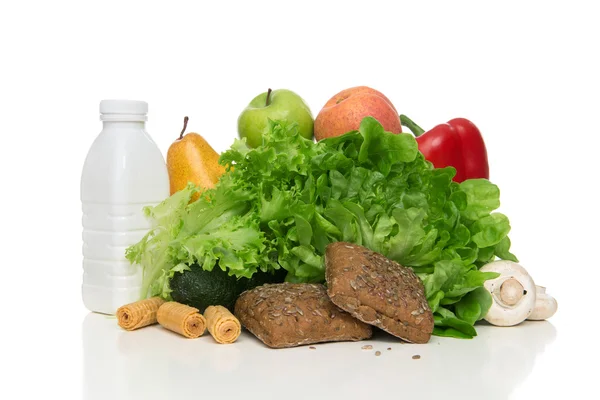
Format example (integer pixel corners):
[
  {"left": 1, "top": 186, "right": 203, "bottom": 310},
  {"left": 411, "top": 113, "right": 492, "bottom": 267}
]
[{"left": 237, "top": 88, "right": 314, "bottom": 148}]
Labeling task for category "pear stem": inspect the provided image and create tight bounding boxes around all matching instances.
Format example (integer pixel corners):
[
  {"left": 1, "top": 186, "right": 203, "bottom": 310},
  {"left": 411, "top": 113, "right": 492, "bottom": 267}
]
[
  {"left": 266, "top": 88, "right": 272, "bottom": 107},
  {"left": 179, "top": 116, "right": 189, "bottom": 140}
]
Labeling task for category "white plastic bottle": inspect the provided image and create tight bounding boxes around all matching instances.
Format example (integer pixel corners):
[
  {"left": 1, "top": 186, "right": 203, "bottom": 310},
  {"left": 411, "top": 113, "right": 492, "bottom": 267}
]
[{"left": 81, "top": 100, "right": 169, "bottom": 315}]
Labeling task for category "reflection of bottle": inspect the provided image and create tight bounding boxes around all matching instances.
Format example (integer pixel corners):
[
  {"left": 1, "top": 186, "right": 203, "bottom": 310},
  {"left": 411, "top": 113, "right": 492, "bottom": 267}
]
[
  {"left": 82, "top": 313, "right": 128, "bottom": 400},
  {"left": 81, "top": 100, "right": 169, "bottom": 315}
]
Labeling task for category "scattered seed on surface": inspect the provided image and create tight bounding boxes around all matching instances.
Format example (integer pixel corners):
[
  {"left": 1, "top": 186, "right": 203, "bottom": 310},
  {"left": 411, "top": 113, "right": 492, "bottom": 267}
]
[
  {"left": 412, "top": 355, "right": 421, "bottom": 360},
  {"left": 387, "top": 347, "right": 392, "bottom": 351},
  {"left": 375, "top": 351, "right": 381, "bottom": 356},
  {"left": 309, "top": 346, "right": 316, "bottom": 350},
  {"left": 361, "top": 345, "right": 373, "bottom": 350}
]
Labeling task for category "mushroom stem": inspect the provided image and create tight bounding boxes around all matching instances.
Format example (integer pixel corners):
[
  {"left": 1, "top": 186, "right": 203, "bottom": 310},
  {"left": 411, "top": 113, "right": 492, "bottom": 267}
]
[{"left": 498, "top": 278, "right": 525, "bottom": 306}]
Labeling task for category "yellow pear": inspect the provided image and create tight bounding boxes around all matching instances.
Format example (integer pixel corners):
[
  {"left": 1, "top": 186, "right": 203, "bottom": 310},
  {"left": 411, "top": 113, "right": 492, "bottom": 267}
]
[{"left": 167, "top": 117, "right": 226, "bottom": 201}]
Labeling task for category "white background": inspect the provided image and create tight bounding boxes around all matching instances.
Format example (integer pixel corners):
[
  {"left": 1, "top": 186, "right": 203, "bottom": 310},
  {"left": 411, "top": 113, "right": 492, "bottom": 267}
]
[{"left": 1, "top": 1, "right": 598, "bottom": 399}]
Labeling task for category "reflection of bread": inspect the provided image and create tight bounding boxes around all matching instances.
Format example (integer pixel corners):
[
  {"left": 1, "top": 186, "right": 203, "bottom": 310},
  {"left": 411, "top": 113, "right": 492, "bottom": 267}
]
[
  {"left": 325, "top": 242, "right": 433, "bottom": 343},
  {"left": 234, "top": 283, "right": 372, "bottom": 348}
]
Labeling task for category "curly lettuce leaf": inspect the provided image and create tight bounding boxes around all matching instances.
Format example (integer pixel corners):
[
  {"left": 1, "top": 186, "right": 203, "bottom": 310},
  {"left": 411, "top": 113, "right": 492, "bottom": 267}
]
[
  {"left": 126, "top": 116, "right": 517, "bottom": 339},
  {"left": 125, "top": 183, "right": 272, "bottom": 298}
]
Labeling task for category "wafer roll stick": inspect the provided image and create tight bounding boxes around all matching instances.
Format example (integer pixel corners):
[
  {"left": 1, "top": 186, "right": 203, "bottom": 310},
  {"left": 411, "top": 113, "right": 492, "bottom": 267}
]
[
  {"left": 117, "top": 297, "right": 166, "bottom": 331},
  {"left": 205, "top": 305, "right": 241, "bottom": 344},
  {"left": 157, "top": 302, "right": 207, "bottom": 338}
]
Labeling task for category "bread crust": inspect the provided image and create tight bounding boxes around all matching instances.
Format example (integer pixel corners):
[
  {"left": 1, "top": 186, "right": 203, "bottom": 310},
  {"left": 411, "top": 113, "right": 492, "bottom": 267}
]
[
  {"left": 325, "top": 242, "right": 434, "bottom": 343},
  {"left": 234, "top": 282, "right": 372, "bottom": 348}
]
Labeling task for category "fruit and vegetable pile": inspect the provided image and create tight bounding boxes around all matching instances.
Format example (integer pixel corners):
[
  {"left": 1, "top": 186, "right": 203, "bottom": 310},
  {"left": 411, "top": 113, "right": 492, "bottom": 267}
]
[{"left": 118, "top": 86, "right": 557, "bottom": 346}]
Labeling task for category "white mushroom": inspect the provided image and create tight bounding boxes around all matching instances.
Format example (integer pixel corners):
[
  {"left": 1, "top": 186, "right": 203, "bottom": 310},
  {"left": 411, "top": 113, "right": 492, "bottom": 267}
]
[
  {"left": 527, "top": 286, "right": 558, "bottom": 320},
  {"left": 480, "top": 261, "right": 537, "bottom": 326}
]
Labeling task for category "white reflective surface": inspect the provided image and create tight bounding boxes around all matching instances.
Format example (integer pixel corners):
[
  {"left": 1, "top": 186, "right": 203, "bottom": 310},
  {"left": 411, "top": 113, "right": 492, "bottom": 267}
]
[{"left": 79, "top": 312, "right": 569, "bottom": 400}]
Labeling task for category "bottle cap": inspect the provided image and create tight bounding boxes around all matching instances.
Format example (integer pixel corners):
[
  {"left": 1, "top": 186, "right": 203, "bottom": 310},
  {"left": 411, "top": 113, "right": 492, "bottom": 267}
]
[{"left": 100, "top": 100, "right": 148, "bottom": 121}]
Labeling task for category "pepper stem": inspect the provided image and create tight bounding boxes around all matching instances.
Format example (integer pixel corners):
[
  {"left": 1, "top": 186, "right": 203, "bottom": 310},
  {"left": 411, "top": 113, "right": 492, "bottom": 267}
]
[
  {"left": 400, "top": 114, "right": 426, "bottom": 137},
  {"left": 265, "top": 88, "right": 272, "bottom": 107},
  {"left": 178, "top": 116, "right": 189, "bottom": 140}
]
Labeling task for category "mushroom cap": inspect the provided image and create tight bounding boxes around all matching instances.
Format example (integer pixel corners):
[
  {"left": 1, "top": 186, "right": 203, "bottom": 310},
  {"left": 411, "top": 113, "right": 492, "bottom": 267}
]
[
  {"left": 528, "top": 286, "right": 558, "bottom": 320},
  {"left": 480, "top": 260, "right": 536, "bottom": 326}
]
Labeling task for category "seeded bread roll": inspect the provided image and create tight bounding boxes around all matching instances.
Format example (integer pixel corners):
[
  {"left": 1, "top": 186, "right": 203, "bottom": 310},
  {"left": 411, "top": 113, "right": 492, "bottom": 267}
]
[
  {"left": 325, "top": 242, "right": 434, "bottom": 344},
  {"left": 234, "top": 283, "right": 372, "bottom": 348}
]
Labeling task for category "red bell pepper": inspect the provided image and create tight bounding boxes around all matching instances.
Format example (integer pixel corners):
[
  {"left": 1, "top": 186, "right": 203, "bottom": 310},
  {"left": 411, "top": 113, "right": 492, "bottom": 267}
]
[{"left": 400, "top": 114, "right": 489, "bottom": 182}]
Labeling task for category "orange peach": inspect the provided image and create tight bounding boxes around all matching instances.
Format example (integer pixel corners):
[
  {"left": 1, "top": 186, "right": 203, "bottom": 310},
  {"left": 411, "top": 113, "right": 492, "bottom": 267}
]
[{"left": 314, "top": 86, "right": 401, "bottom": 140}]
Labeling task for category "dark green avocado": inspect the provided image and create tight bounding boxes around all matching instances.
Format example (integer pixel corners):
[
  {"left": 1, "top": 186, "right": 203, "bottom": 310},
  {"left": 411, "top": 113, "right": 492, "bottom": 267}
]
[{"left": 170, "top": 264, "right": 286, "bottom": 313}]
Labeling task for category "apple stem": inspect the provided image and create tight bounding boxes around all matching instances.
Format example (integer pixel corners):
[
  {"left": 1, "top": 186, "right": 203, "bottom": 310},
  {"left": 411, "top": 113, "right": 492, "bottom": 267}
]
[
  {"left": 266, "top": 88, "right": 272, "bottom": 107},
  {"left": 179, "top": 116, "right": 189, "bottom": 140}
]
